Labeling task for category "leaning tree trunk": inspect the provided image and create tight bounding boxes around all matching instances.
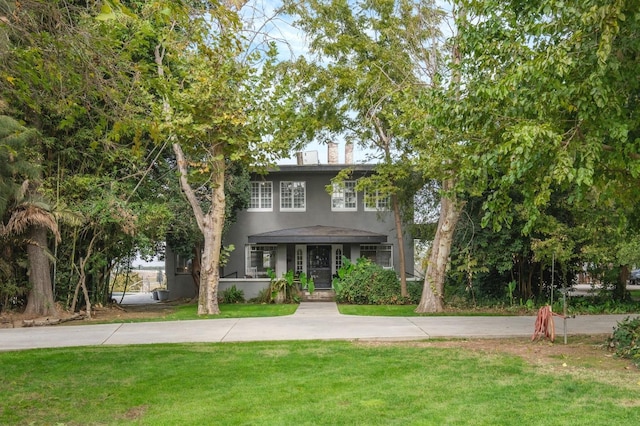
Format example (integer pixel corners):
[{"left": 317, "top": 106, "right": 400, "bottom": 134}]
[
  {"left": 198, "top": 162, "right": 226, "bottom": 315},
  {"left": 173, "top": 142, "right": 226, "bottom": 315},
  {"left": 24, "top": 225, "right": 57, "bottom": 318},
  {"left": 416, "top": 180, "right": 464, "bottom": 313}
]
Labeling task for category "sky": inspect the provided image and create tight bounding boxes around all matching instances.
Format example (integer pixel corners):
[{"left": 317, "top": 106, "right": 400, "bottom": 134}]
[
  {"left": 240, "top": 0, "right": 387, "bottom": 165},
  {"left": 240, "top": 0, "right": 455, "bottom": 166}
]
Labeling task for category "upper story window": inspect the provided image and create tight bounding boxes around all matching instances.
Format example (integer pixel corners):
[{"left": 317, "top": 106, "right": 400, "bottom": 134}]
[
  {"left": 249, "top": 181, "right": 273, "bottom": 211},
  {"left": 280, "top": 181, "right": 306, "bottom": 211},
  {"left": 365, "top": 190, "right": 391, "bottom": 211},
  {"left": 332, "top": 180, "right": 357, "bottom": 211}
]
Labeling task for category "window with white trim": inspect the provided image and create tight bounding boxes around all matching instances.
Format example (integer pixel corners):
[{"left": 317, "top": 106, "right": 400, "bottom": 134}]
[
  {"left": 296, "top": 248, "right": 304, "bottom": 274},
  {"left": 365, "top": 190, "right": 391, "bottom": 211},
  {"left": 245, "top": 245, "right": 277, "bottom": 277},
  {"left": 331, "top": 181, "right": 357, "bottom": 211},
  {"left": 335, "top": 248, "right": 343, "bottom": 271},
  {"left": 280, "top": 181, "right": 306, "bottom": 211},
  {"left": 249, "top": 181, "right": 272, "bottom": 211},
  {"left": 360, "top": 244, "right": 393, "bottom": 269}
]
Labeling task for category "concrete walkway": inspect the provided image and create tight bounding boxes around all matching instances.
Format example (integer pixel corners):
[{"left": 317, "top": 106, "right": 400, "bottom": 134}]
[{"left": 0, "top": 302, "right": 635, "bottom": 352}]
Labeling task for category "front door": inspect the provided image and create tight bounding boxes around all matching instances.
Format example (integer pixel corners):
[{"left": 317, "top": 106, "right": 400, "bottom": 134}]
[{"left": 307, "top": 245, "right": 332, "bottom": 289}]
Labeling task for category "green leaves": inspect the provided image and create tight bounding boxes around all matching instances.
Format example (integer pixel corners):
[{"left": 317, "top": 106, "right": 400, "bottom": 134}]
[
  {"left": 95, "top": 3, "right": 117, "bottom": 21},
  {"left": 457, "top": 0, "right": 640, "bottom": 240}
]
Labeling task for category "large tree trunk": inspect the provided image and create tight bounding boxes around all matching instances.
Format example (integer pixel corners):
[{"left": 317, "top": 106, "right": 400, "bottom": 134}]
[
  {"left": 392, "top": 194, "right": 408, "bottom": 297},
  {"left": 173, "top": 142, "right": 226, "bottom": 315},
  {"left": 416, "top": 180, "right": 463, "bottom": 313},
  {"left": 198, "top": 158, "right": 226, "bottom": 315},
  {"left": 415, "top": 5, "right": 465, "bottom": 314},
  {"left": 24, "top": 225, "right": 57, "bottom": 318},
  {"left": 614, "top": 265, "right": 630, "bottom": 301}
]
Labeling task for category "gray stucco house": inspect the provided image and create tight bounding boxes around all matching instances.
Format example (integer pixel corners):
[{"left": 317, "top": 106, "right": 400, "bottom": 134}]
[{"left": 166, "top": 145, "right": 414, "bottom": 300}]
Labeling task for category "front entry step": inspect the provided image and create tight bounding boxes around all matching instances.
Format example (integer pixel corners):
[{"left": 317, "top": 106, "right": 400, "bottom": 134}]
[{"left": 301, "top": 290, "right": 336, "bottom": 302}]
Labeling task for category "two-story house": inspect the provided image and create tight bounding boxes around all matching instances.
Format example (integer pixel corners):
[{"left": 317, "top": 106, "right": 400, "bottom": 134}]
[{"left": 166, "top": 144, "right": 414, "bottom": 300}]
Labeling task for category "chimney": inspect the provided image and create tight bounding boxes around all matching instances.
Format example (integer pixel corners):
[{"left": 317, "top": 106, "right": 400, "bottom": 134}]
[
  {"left": 296, "top": 152, "right": 304, "bottom": 165},
  {"left": 345, "top": 142, "right": 353, "bottom": 164},
  {"left": 328, "top": 142, "right": 339, "bottom": 164}
]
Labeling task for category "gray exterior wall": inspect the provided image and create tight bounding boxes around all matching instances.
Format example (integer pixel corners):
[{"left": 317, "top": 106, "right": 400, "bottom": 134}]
[
  {"left": 223, "top": 165, "right": 413, "bottom": 276},
  {"left": 165, "top": 244, "right": 195, "bottom": 299},
  {"left": 165, "top": 242, "right": 270, "bottom": 300},
  {"left": 167, "top": 164, "right": 414, "bottom": 299}
]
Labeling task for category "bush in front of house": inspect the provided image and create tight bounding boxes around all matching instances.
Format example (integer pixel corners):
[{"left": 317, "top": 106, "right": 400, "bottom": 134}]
[
  {"left": 407, "top": 279, "right": 423, "bottom": 303},
  {"left": 333, "top": 257, "right": 415, "bottom": 304},
  {"left": 609, "top": 316, "right": 640, "bottom": 367},
  {"left": 221, "top": 285, "right": 245, "bottom": 304}
]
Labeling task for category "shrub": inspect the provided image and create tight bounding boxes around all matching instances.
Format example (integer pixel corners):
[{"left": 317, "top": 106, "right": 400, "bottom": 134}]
[
  {"left": 267, "top": 269, "right": 300, "bottom": 304},
  {"left": 333, "top": 257, "right": 413, "bottom": 305},
  {"left": 609, "top": 316, "right": 640, "bottom": 367},
  {"left": 221, "top": 285, "right": 245, "bottom": 304},
  {"left": 249, "top": 288, "right": 271, "bottom": 304},
  {"left": 406, "top": 280, "right": 423, "bottom": 303}
]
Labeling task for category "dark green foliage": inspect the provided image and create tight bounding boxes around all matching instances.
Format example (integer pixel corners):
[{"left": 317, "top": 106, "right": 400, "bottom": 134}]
[
  {"left": 221, "top": 285, "right": 245, "bottom": 304},
  {"left": 266, "top": 269, "right": 314, "bottom": 303},
  {"left": 609, "top": 316, "right": 640, "bottom": 367},
  {"left": 569, "top": 296, "right": 639, "bottom": 315},
  {"left": 0, "top": 115, "right": 39, "bottom": 217},
  {"left": 446, "top": 194, "right": 585, "bottom": 306},
  {"left": 333, "top": 257, "right": 414, "bottom": 305},
  {"left": 406, "top": 279, "right": 423, "bottom": 303},
  {"left": 0, "top": 117, "right": 38, "bottom": 311},
  {"left": 267, "top": 269, "right": 300, "bottom": 304}
]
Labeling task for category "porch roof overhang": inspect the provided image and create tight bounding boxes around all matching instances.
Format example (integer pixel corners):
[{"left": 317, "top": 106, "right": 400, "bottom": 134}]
[{"left": 248, "top": 225, "right": 387, "bottom": 244}]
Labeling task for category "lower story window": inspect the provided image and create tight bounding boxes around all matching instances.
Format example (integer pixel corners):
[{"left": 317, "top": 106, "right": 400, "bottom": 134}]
[
  {"left": 175, "top": 254, "right": 193, "bottom": 274},
  {"left": 246, "top": 245, "right": 277, "bottom": 277},
  {"left": 360, "top": 244, "right": 393, "bottom": 269}
]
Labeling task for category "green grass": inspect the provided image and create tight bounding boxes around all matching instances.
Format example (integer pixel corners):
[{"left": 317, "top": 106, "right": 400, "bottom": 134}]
[
  {"left": 337, "top": 304, "right": 522, "bottom": 316},
  {"left": 0, "top": 340, "right": 637, "bottom": 425},
  {"left": 167, "top": 303, "right": 298, "bottom": 320},
  {"left": 338, "top": 304, "right": 423, "bottom": 316},
  {"left": 98, "top": 303, "right": 299, "bottom": 323}
]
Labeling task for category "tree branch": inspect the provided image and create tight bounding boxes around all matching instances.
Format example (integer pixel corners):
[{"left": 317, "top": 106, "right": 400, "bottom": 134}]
[{"left": 172, "top": 142, "right": 206, "bottom": 233}]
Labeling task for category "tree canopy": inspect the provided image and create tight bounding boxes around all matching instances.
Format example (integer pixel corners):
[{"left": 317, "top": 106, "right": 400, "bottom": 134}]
[{"left": 0, "top": 0, "right": 639, "bottom": 316}]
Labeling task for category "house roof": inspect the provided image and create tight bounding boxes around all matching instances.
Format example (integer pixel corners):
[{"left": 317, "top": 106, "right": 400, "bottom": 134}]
[
  {"left": 248, "top": 225, "right": 388, "bottom": 244},
  {"left": 255, "top": 164, "right": 377, "bottom": 176}
]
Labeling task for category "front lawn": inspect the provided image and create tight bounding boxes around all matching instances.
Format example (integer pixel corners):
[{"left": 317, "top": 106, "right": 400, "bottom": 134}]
[
  {"left": 337, "top": 304, "right": 525, "bottom": 316},
  {"left": 0, "top": 340, "right": 637, "bottom": 425},
  {"left": 89, "top": 303, "right": 298, "bottom": 324},
  {"left": 168, "top": 303, "right": 298, "bottom": 320}
]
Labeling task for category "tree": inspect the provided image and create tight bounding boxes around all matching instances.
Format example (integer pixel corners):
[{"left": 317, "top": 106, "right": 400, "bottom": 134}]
[
  {"left": 103, "top": 0, "right": 294, "bottom": 314},
  {"left": 0, "top": 115, "right": 59, "bottom": 315},
  {"left": 282, "top": 0, "right": 447, "bottom": 296},
  {"left": 0, "top": 118, "right": 60, "bottom": 317},
  {"left": 409, "top": 0, "right": 640, "bottom": 311},
  {"left": 407, "top": 2, "right": 467, "bottom": 313},
  {"left": 451, "top": 0, "right": 640, "bottom": 299},
  {"left": 0, "top": 0, "right": 162, "bottom": 315}
]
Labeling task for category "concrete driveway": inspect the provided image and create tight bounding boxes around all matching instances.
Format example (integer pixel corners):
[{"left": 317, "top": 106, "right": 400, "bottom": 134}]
[{"left": 0, "top": 302, "right": 634, "bottom": 352}]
